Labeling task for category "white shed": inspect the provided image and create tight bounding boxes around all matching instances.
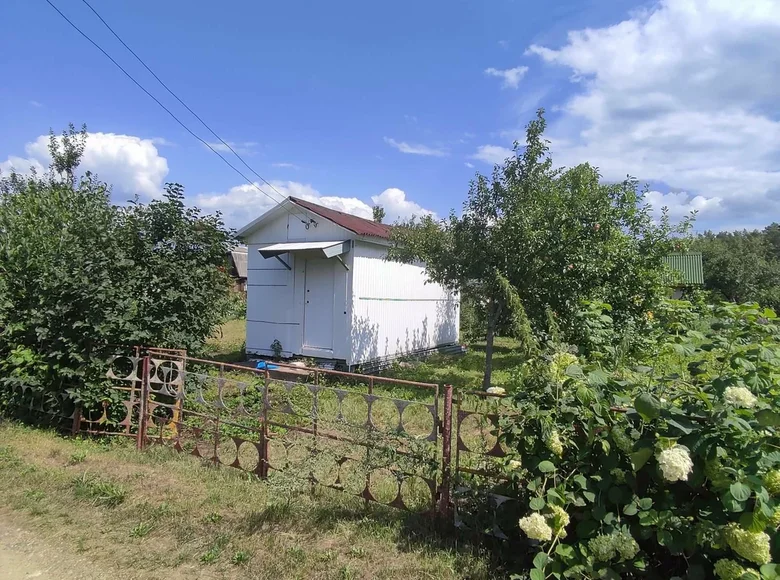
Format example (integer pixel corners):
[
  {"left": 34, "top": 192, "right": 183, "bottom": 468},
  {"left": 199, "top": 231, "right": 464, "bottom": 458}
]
[{"left": 237, "top": 196, "right": 460, "bottom": 369}]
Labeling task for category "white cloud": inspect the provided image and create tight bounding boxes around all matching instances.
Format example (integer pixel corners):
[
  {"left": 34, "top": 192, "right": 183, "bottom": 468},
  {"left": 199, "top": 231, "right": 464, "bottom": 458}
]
[
  {"left": 150, "top": 137, "right": 176, "bottom": 147},
  {"left": 29, "top": 100, "right": 43, "bottom": 108},
  {"left": 471, "top": 144, "right": 513, "bottom": 165},
  {"left": 195, "top": 181, "right": 435, "bottom": 229},
  {"left": 526, "top": 0, "right": 780, "bottom": 228},
  {"left": 272, "top": 162, "right": 300, "bottom": 169},
  {"left": 204, "top": 141, "right": 257, "bottom": 154},
  {"left": 371, "top": 188, "right": 435, "bottom": 222},
  {"left": 464, "top": 162, "right": 475, "bottom": 168},
  {"left": 484, "top": 66, "right": 529, "bottom": 89},
  {"left": 498, "top": 40, "right": 510, "bottom": 50},
  {"left": 1, "top": 132, "right": 169, "bottom": 198},
  {"left": 383, "top": 137, "right": 448, "bottom": 157}
]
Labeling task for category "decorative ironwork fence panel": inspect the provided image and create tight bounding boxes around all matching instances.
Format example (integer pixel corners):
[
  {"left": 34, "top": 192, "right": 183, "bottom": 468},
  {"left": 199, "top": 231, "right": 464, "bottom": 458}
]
[
  {"left": 453, "top": 390, "right": 519, "bottom": 538},
  {"left": 94, "top": 349, "right": 452, "bottom": 517}
]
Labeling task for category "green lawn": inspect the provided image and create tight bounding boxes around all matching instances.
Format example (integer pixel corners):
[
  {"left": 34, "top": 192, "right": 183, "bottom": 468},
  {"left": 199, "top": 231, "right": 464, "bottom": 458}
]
[
  {"left": 380, "top": 337, "right": 523, "bottom": 390},
  {"left": 203, "top": 318, "right": 246, "bottom": 362},
  {"left": 204, "top": 319, "right": 521, "bottom": 390}
]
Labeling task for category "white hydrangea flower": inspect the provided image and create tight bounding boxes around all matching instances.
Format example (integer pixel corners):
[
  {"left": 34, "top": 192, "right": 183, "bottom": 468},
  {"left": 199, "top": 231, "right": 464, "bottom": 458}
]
[
  {"left": 724, "top": 523, "right": 772, "bottom": 564},
  {"left": 486, "top": 386, "right": 506, "bottom": 396},
  {"left": 545, "top": 430, "right": 564, "bottom": 457},
  {"left": 658, "top": 445, "right": 694, "bottom": 482},
  {"left": 508, "top": 459, "right": 522, "bottom": 471},
  {"left": 518, "top": 513, "right": 553, "bottom": 541},
  {"left": 723, "top": 386, "right": 758, "bottom": 409}
]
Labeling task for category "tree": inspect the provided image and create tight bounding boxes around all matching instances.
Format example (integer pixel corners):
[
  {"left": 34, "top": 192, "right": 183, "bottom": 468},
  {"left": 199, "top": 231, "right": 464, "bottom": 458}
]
[
  {"left": 0, "top": 125, "right": 235, "bottom": 416},
  {"left": 389, "top": 110, "right": 690, "bottom": 389},
  {"left": 692, "top": 228, "right": 780, "bottom": 311},
  {"left": 372, "top": 205, "right": 385, "bottom": 223}
]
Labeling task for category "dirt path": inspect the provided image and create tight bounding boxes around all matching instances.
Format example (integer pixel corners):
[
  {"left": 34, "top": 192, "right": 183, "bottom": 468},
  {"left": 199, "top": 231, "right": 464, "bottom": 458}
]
[{"left": 0, "top": 511, "right": 110, "bottom": 580}]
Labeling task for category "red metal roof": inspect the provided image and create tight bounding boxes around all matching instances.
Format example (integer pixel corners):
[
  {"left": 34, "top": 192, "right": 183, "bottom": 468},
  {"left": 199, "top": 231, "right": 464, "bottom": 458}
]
[{"left": 289, "top": 197, "right": 392, "bottom": 239}]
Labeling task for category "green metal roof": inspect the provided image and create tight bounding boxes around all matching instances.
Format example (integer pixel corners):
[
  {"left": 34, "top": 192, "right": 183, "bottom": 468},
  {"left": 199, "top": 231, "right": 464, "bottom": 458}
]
[{"left": 662, "top": 252, "right": 704, "bottom": 286}]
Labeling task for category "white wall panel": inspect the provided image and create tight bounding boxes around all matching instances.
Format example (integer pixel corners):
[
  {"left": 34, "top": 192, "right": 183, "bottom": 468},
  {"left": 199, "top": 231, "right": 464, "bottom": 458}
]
[
  {"left": 244, "top": 208, "right": 351, "bottom": 245},
  {"left": 245, "top": 243, "right": 300, "bottom": 357},
  {"left": 349, "top": 242, "right": 460, "bottom": 365},
  {"left": 244, "top": 210, "right": 352, "bottom": 360}
]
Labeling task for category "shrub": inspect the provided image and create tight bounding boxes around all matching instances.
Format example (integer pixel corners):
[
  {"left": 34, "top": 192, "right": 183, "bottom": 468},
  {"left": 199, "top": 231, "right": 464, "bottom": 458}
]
[
  {"left": 495, "top": 301, "right": 780, "bottom": 579},
  {"left": 0, "top": 126, "right": 235, "bottom": 419}
]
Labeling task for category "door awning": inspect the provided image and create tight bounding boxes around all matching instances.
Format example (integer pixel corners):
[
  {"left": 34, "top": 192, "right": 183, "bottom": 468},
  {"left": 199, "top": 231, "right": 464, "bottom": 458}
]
[{"left": 258, "top": 240, "right": 350, "bottom": 259}]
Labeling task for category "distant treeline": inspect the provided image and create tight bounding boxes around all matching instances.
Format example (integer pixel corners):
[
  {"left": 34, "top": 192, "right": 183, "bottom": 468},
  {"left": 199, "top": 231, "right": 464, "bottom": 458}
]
[{"left": 692, "top": 223, "right": 780, "bottom": 310}]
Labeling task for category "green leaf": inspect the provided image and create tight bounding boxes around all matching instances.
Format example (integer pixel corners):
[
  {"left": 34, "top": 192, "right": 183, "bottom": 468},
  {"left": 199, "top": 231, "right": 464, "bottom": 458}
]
[
  {"left": 583, "top": 491, "right": 596, "bottom": 503},
  {"left": 530, "top": 569, "right": 545, "bottom": 580},
  {"left": 630, "top": 448, "right": 653, "bottom": 471},
  {"left": 555, "top": 544, "right": 575, "bottom": 559},
  {"left": 638, "top": 509, "right": 659, "bottom": 526},
  {"left": 756, "top": 410, "right": 780, "bottom": 427},
  {"left": 730, "top": 482, "right": 751, "bottom": 502},
  {"left": 638, "top": 497, "right": 653, "bottom": 510},
  {"left": 587, "top": 368, "right": 609, "bottom": 386},
  {"left": 760, "top": 564, "right": 779, "bottom": 580},
  {"left": 538, "top": 461, "right": 556, "bottom": 473},
  {"left": 573, "top": 474, "right": 588, "bottom": 489},
  {"left": 533, "top": 552, "right": 550, "bottom": 570},
  {"left": 667, "top": 417, "right": 697, "bottom": 435},
  {"left": 530, "top": 497, "right": 546, "bottom": 511},
  {"left": 623, "top": 503, "right": 638, "bottom": 516},
  {"left": 634, "top": 393, "right": 662, "bottom": 421},
  {"left": 721, "top": 490, "right": 746, "bottom": 513},
  {"left": 565, "top": 364, "right": 585, "bottom": 379}
]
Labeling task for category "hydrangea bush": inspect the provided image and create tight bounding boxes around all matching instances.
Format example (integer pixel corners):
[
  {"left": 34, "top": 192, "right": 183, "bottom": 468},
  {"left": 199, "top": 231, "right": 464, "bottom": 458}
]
[{"left": 493, "top": 302, "right": 780, "bottom": 579}]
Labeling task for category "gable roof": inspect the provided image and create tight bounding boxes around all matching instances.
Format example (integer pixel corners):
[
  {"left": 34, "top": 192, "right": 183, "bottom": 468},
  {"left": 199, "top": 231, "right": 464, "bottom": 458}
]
[
  {"left": 289, "top": 197, "right": 392, "bottom": 239},
  {"left": 229, "top": 246, "right": 248, "bottom": 279}
]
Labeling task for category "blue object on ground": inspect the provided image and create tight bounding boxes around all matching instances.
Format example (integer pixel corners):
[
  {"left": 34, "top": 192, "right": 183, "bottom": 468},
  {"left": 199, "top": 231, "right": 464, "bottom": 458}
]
[{"left": 256, "top": 360, "right": 278, "bottom": 370}]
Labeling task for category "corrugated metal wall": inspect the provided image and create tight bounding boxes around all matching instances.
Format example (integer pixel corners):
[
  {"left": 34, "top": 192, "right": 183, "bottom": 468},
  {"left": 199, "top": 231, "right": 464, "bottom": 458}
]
[
  {"left": 350, "top": 242, "right": 460, "bottom": 366},
  {"left": 662, "top": 252, "right": 704, "bottom": 285}
]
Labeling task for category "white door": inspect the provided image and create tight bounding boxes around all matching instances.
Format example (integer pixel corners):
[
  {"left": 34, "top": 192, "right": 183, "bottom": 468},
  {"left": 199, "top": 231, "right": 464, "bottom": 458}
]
[{"left": 303, "top": 259, "right": 335, "bottom": 351}]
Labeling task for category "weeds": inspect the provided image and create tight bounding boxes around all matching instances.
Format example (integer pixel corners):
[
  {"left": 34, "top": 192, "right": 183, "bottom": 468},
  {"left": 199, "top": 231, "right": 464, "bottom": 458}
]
[
  {"left": 68, "top": 450, "right": 87, "bottom": 465},
  {"left": 129, "top": 522, "right": 154, "bottom": 538},
  {"left": 200, "top": 534, "right": 230, "bottom": 564},
  {"left": 231, "top": 550, "right": 251, "bottom": 565},
  {"left": 72, "top": 472, "right": 126, "bottom": 507}
]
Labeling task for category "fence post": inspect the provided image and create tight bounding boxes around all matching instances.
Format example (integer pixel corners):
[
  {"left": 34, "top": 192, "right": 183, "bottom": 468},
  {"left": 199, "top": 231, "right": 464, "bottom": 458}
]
[
  {"left": 259, "top": 368, "right": 270, "bottom": 479},
  {"left": 438, "top": 384, "right": 454, "bottom": 521},
  {"left": 137, "top": 355, "right": 150, "bottom": 450},
  {"left": 71, "top": 405, "right": 82, "bottom": 435}
]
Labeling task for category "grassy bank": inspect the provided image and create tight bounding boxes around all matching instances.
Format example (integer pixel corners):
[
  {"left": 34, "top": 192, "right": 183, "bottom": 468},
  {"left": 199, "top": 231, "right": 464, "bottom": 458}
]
[{"left": 0, "top": 423, "right": 494, "bottom": 580}]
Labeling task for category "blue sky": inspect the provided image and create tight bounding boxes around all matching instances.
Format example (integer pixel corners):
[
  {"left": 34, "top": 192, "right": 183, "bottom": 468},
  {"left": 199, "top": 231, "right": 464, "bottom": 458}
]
[{"left": 2, "top": 0, "right": 779, "bottom": 231}]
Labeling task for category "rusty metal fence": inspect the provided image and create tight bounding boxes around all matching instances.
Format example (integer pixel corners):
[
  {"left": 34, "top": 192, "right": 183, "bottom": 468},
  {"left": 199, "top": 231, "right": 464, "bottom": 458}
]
[
  {"left": 66, "top": 347, "right": 515, "bottom": 526},
  {"left": 82, "top": 348, "right": 454, "bottom": 517}
]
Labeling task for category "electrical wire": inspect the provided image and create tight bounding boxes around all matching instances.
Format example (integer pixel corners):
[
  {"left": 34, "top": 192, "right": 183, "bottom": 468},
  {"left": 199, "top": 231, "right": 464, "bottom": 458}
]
[
  {"left": 77, "top": 0, "right": 313, "bottom": 226},
  {"left": 43, "top": 0, "right": 314, "bottom": 227}
]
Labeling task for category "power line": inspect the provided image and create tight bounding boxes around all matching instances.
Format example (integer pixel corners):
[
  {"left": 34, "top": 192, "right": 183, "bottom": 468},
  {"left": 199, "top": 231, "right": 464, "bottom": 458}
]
[
  {"left": 43, "top": 0, "right": 313, "bottom": 227},
  {"left": 77, "top": 0, "right": 313, "bottom": 226}
]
